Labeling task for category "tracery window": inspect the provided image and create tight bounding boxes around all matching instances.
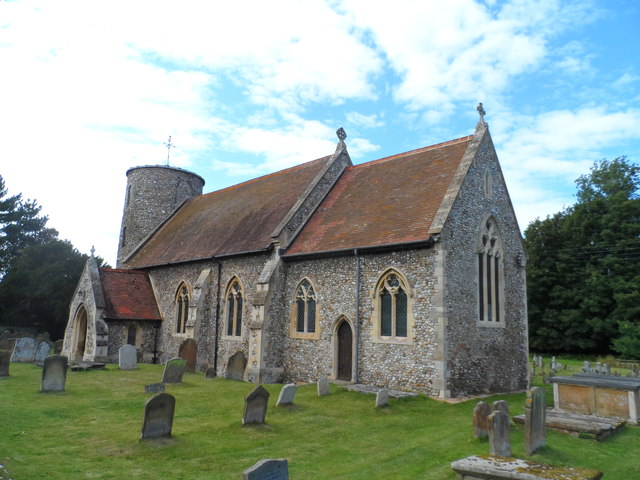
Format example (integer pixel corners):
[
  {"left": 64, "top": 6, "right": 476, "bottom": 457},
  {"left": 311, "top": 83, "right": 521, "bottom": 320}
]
[
  {"left": 478, "top": 217, "right": 504, "bottom": 324},
  {"left": 225, "top": 278, "right": 243, "bottom": 337},
  {"left": 295, "top": 279, "right": 317, "bottom": 334},
  {"left": 175, "top": 284, "right": 189, "bottom": 334},
  {"left": 376, "top": 270, "right": 409, "bottom": 339}
]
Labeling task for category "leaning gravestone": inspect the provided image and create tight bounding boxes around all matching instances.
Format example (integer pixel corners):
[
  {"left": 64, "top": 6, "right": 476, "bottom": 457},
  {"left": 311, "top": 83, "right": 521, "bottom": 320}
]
[
  {"left": 317, "top": 377, "right": 330, "bottom": 396},
  {"left": 141, "top": 392, "right": 176, "bottom": 439},
  {"left": 525, "top": 387, "right": 546, "bottom": 455},
  {"left": 34, "top": 342, "right": 51, "bottom": 362},
  {"left": 242, "top": 458, "right": 288, "bottom": 480},
  {"left": 178, "top": 338, "right": 198, "bottom": 372},
  {"left": 276, "top": 383, "right": 297, "bottom": 407},
  {"left": 242, "top": 385, "right": 270, "bottom": 425},
  {"left": 488, "top": 410, "right": 511, "bottom": 457},
  {"left": 225, "top": 351, "right": 247, "bottom": 381},
  {"left": 41, "top": 355, "right": 68, "bottom": 392},
  {"left": 376, "top": 388, "right": 390, "bottom": 408},
  {"left": 119, "top": 344, "right": 138, "bottom": 370},
  {"left": 0, "top": 349, "right": 10, "bottom": 377},
  {"left": 11, "top": 337, "right": 36, "bottom": 362},
  {"left": 473, "top": 401, "right": 492, "bottom": 438},
  {"left": 161, "top": 357, "right": 186, "bottom": 383}
]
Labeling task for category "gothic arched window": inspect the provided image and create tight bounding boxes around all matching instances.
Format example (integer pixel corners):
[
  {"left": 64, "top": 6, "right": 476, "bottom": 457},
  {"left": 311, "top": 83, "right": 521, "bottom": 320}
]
[
  {"left": 225, "top": 278, "right": 243, "bottom": 337},
  {"left": 374, "top": 270, "right": 411, "bottom": 340},
  {"left": 295, "top": 279, "right": 317, "bottom": 334},
  {"left": 478, "top": 217, "right": 504, "bottom": 324},
  {"left": 175, "top": 284, "right": 189, "bottom": 334}
]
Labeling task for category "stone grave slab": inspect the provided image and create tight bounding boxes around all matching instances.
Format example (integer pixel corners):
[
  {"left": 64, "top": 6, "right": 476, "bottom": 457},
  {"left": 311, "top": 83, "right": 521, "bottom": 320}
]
[
  {"left": 524, "top": 387, "right": 546, "bottom": 455},
  {"left": 276, "top": 383, "right": 297, "bottom": 407},
  {"left": 0, "top": 349, "right": 10, "bottom": 377},
  {"left": 11, "top": 337, "right": 36, "bottom": 362},
  {"left": 473, "top": 400, "right": 492, "bottom": 438},
  {"left": 119, "top": 344, "right": 138, "bottom": 370},
  {"left": 178, "top": 338, "right": 198, "bottom": 372},
  {"left": 489, "top": 410, "right": 511, "bottom": 457},
  {"left": 513, "top": 409, "right": 625, "bottom": 441},
  {"left": 242, "top": 458, "right": 288, "bottom": 480},
  {"left": 41, "top": 355, "right": 68, "bottom": 392},
  {"left": 225, "top": 351, "right": 247, "bottom": 381},
  {"left": 34, "top": 342, "right": 51, "bottom": 362},
  {"left": 141, "top": 392, "right": 176, "bottom": 439},
  {"left": 242, "top": 385, "right": 270, "bottom": 425},
  {"left": 375, "top": 388, "right": 389, "bottom": 408},
  {"left": 161, "top": 357, "right": 186, "bottom": 383},
  {"left": 317, "top": 377, "right": 329, "bottom": 396}
]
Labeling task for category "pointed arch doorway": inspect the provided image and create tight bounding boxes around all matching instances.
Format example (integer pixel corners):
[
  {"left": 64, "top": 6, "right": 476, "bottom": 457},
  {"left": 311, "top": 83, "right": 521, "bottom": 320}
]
[
  {"left": 335, "top": 318, "right": 353, "bottom": 381},
  {"left": 73, "top": 306, "right": 88, "bottom": 362}
]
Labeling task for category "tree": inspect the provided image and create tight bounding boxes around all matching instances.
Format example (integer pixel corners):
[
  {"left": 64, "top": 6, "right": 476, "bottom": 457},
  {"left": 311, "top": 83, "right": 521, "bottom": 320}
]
[
  {"left": 0, "top": 174, "right": 58, "bottom": 277},
  {"left": 525, "top": 157, "right": 640, "bottom": 356},
  {"left": 0, "top": 240, "right": 105, "bottom": 340}
]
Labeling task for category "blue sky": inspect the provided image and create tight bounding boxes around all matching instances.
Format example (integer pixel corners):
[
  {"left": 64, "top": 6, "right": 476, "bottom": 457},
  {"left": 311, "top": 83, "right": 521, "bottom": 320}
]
[{"left": 1, "top": 0, "right": 639, "bottom": 266}]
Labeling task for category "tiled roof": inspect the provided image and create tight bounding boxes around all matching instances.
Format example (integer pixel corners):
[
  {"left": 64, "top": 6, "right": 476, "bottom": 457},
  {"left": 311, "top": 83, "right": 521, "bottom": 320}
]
[
  {"left": 99, "top": 268, "right": 161, "bottom": 321},
  {"left": 126, "top": 156, "right": 332, "bottom": 268},
  {"left": 285, "top": 136, "right": 472, "bottom": 256}
]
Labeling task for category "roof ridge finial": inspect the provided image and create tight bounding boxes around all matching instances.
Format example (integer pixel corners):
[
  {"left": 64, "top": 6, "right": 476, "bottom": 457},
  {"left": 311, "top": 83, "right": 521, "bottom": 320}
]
[
  {"left": 336, "top": 127, "right": 347, "bottom": 142},
  {"left": 90, "top": 245, "right": 95, "bottom": 257},
  {"left": 477, "top": 103, "right": 486, "bottom": 123}
]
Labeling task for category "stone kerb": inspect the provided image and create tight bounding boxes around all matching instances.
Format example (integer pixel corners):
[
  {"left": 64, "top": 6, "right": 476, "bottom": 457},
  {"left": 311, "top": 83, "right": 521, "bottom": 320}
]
[
  {"left": 162, "top": 357, "right": 186, "bottom": 383},
  {"left": 488, "top": 410, "right": 511, "bottom": 457},
  {"left": 524, "top": 387, "right": 546, "bottom": 455},
  {"left": 141, "top": 392, "right": 176, "bottom": 440},
  {"left": 242, "top": 458, "right": 289, "bottom": 480},
  {"left": 243, "top": 385, "right": 270, "bottom": 425},
  {"left": 41, "top": 355, "right": 68, "bottom": 392},
  {"left": 11, "top": 337, "right": 36, "bottom": 362},
  {"left": 276, "top": 384, "right": 297, "bottom": 407},
  {"left": 473, "top": 401, "right": 492, "bottom": 438},
  {"left": 119, "top": 344, "right": 138, "bottom": 370}
]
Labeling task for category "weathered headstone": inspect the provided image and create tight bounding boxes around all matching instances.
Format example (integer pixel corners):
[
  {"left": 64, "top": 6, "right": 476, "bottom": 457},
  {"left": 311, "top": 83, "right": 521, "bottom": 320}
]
[
  {"left": 602, "top": 364, "right": 611, "bottom": 375},
  {"left": 242, "top": 458, "right": 288, "bottom": 480},
  {"left": 225, "top": 351, "right": 247, "bottom": 381},
  {"left": 54, "top": 339, "right": 64, "bottom": 354},
  {"left": 34, "top": 342, "right": 51, "bottom": 362},
  {"left": 205, "top": 366, "right": 216, "bottom": 379},
  {"left": 161, "top": 357, "right": 186, "bottom": 383},
  {"left": 492, "top": 400, "right": 510, "bottom": 421},
  {"left": 145, "top": 383, "right": 165, "bottom": 393},
  {"left": 317, "top": 377, "right": 329, "bottom": 396},
  {"left": 178, "top": 338, "right": 198, "bottom": 373},
  {"left": 41, "top": 355, "right": 68, "bottom": 392},
  {"left": 524, "top": 387, "right": 546, "bottom": 455},
  {"left": 488, "top": 410, "right": 511, "bottom": 457},
  {"left": 242, "top": 385, "right": 270, "bottom": 425},
  {"left": 583, "top": 360, "right": 591, "bottom": 373},
  {"left": 119, "top": 344, "right": 138, "bottom": 370},
  {"left": 0, "top": 349, "right": 10, "bottom": 377},
  {"left": 141, "top": 392, "right": 176, "bottom": 439},
  {"left": 473, "top": 401, "right": 492, "bottom": 438},
  {"left": 11, "top": 337, "right": 36, "bottom": 362},
  {"left": 376, "top": 388, "right": 390, "bottom": 408},
  {"left": 276, "top": 383, "right": 297, "bottom": 407}
]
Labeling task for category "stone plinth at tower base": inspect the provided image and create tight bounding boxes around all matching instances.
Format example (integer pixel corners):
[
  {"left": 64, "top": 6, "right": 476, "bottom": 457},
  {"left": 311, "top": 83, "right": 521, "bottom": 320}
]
[{"left": 451, "top": 456, "right": 602, "bottom": 480}]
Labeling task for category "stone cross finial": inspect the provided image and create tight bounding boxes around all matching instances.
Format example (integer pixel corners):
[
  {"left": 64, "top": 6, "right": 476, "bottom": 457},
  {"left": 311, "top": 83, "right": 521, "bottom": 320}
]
[
  {"left": 477, "top": 103, "right": 486, "bottom": 121},
  {"left": 90, "top": 245, "right": 95, "bottom": 257},
  {"left": 164, "top": 136, "right": 175, "bottom": 166},
  {"left": 336, "top": 127, "right": 347, "bottom": 141}
]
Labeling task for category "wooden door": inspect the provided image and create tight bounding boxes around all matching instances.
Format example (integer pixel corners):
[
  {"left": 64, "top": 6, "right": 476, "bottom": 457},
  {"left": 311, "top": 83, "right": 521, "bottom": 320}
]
[{"left": 337, "top": 321, "right": 353, "bottom": 381}]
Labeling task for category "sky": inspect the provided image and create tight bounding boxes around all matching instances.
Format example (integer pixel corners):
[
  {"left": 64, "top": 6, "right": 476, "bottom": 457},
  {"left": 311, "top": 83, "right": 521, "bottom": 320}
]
[{"left": 1, "top": 0, "right": 639, "bottom": 266}]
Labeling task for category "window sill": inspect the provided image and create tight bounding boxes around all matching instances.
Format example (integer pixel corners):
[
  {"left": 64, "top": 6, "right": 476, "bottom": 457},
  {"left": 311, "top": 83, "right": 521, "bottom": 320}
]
[{"left": 477, "top": 321, "right": 505, "bottom": 328}]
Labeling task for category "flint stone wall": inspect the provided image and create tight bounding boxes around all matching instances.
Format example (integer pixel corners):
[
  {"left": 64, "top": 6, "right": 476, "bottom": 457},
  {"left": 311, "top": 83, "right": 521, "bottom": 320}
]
[{"left": 106, "top": 320, "right": 158, "bottom": 363}]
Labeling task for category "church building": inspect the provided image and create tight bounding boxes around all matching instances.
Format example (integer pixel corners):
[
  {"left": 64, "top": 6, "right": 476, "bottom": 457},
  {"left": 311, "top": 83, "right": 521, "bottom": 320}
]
[{"left": 62, "top": 113, "right": 529, "bottom": 398}]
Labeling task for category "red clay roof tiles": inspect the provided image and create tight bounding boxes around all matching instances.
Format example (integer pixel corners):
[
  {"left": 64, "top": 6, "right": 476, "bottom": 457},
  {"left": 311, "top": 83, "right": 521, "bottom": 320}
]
[{"left": 99, "top": 268, "right": 161, "bottom": 320}]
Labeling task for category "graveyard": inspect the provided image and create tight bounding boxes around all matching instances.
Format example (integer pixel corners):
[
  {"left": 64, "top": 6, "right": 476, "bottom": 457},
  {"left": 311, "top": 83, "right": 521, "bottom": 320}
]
[{"left": 2, "top": 358, "right": 640, "bottom": 479}]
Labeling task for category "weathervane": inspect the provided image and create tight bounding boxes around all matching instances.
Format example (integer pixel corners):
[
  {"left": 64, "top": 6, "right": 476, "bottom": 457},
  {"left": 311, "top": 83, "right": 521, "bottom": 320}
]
[
  {"left": 477, "top": 103, "right": 486, "bottom": 122},
  {"left": 164, "top": 136, "right": 175, "bottom": 166}
]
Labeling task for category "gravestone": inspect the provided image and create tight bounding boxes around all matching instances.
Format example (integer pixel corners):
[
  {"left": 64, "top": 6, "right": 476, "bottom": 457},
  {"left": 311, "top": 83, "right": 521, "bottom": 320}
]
[
  {"left": 493, "top": 400, "right": 510, "bottom": 421},
  {"left": 583, "top": 360, "right": 591, "bottom": 373},
  {"left": 145, "top": 383, "right": 165, "bottom": 393},
  {"left": 488, "top": 410, "right": 511, "bottom": 457},
  {"left": 376, "top": 388, "right": 390, "bottom": 408},
  {"left": 317, "top": 377, "right": 329, "bottom": 396},
  {"left": 119, "top": 344, "right": 138, "bottom": 370},
  {"left": 11, "top": 337, "right": 36, "bottom": 362},
  {"left": 54, "top": 339, "right": 64, "bottom": 354},
  {"left": 242, "top": 458, "right": 288, "bottom": 480},
  {"left": 161, "top": 357, "right": 186, "bottom": 383},
  {"left": 178, "top": 338, "right": 198, "bottom": 372},
  {"left": 41, "top": 355, "right": 68, "bottom": 392},
  {"left": 276, "top": 383, "right": 297, "bottom": 407},
  {"left": 473, "top": 401, "right": 492, "bottom": 438},
  {"left": 0, "top": 349, "right": 10, "bottom": 377},
  {"left": 205, "top": 366, "right": 216, "bottom": 379},
  {"left": 141, "top": 392, "right": 176, "bottom": 439},
  {"left": 243, "top": 385, "right": 270, "bottom": 425},
  {"left": 524, "top": 387, "right": 546, "bottom": 455},
  {"left": 34, "top": 342, "right": 51, "bottom": 362},
  {"left": 225, "top": 351, "right": 247, "bottom": 381}
]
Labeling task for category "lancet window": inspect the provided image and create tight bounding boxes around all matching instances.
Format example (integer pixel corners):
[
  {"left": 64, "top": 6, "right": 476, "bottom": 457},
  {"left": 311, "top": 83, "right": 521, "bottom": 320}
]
[
  {"left": 478, "top": 217, "right": 504, "bottom": 324},
  {"left": 175, "top": 284, "right": 189, "bottom": 334},
  {"left": 225, "top": 278, "right": 243, "bottom": 337},
  {"left": 295, "top": 279, "right": 317, "bottom": 334}
]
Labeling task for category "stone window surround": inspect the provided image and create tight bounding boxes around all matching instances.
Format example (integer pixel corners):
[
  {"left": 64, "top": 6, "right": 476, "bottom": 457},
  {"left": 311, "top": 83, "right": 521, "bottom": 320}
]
[
  {"left": 289, "top": 277, "right": 321, "bottom": 340},
  {"left": 370, "top": 268, "right": 415, "bottom": 345},
  {"left": 477, "top": 215, "right": 505, "bottom": 328},
  {"left": 174, "top": 282, "right": 190, "bottom": 336},
  {"left": 223, "top": 276, "right": 244, "bottom": 339}
]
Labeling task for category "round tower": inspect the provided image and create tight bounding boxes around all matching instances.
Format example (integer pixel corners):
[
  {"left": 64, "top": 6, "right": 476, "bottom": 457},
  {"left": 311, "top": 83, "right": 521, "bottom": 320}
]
[{"left": 117, "top": 165, "right": 205, "bottom": 266}]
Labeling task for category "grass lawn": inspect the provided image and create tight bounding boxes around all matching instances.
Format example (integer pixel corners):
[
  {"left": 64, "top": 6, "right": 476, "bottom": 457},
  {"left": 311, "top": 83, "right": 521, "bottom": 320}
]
[{"left": 2, "top": 362, "right": 640, "bottom": 479}]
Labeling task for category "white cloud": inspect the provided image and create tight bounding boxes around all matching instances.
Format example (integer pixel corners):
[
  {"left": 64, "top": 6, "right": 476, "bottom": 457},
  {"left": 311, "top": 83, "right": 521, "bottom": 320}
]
[{"left": 345, "top": 111, "right": 385, "bottom": 129}]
